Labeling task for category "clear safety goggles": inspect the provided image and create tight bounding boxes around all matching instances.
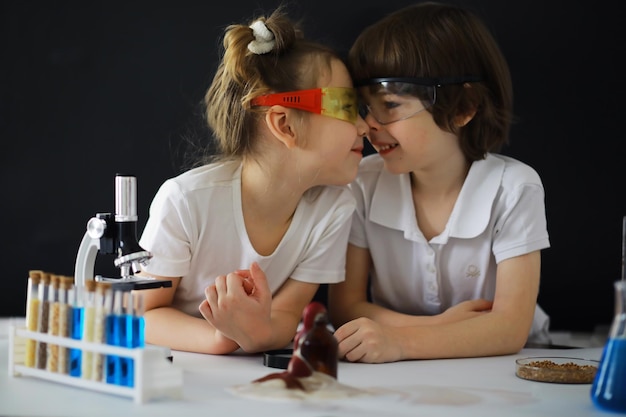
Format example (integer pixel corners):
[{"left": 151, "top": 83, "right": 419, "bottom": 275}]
[
  {"left": 250, "top": 87, "right": 358, "bottom": 124},
  {"left": 356, "top": 77, "right": 482, "bottom": 125}
]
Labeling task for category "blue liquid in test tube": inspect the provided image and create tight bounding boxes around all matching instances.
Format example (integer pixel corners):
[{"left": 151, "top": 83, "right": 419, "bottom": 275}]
[
  {"left": 68, "top": 287, "right": 83, "bottom": 378},
  {"left": 106, "top": 290, "right": 125, "bottom": 385},
  {"left": 122, "top": 292, "right": 145, "bottom": 387}
]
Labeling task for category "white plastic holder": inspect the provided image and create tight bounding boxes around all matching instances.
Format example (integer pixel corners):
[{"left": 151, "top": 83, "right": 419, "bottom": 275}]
[{"left": 9, "top": 326, "right": 183, "bottom": 404}]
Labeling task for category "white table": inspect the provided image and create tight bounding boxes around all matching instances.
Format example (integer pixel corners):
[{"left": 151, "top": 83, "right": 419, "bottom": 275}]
[{"left": 0, "top": 318, "right": 610, "bottom": 417}]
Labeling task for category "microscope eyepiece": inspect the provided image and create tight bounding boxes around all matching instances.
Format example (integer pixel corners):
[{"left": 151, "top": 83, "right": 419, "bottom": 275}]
[{"left": 115, "top": 175, "right": 138, "bottom": 222}]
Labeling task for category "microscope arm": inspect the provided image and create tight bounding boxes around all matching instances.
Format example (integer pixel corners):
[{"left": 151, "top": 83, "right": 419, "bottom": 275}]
[{"left": 74, "top": 231, "right": 99, "bottom": 288}]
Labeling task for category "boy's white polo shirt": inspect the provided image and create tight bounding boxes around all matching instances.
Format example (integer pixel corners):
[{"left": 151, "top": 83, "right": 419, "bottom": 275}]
[{"left": 349, "top": 152, "right": 551, "bottom": 341}]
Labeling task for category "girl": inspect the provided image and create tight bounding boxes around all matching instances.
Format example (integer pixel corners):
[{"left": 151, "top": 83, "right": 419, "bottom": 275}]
[
  {"left": 329, "top": 2, "right": 551, "bottom": 363},
  {"left": 138, "top": 8, "right": 368, "bottom": 354}
]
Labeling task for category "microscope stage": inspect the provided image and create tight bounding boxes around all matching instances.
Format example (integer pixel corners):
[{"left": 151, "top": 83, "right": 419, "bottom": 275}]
[{"left": 94, "top": 275, "right": 173, "bottom": 291}]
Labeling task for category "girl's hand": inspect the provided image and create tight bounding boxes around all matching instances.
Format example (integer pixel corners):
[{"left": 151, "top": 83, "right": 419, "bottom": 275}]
[
  {"left": 232, "top": 268, "right": 256, "bottom": 295},
  {"left": 198, "top": 262, "right": 272, "bottom": 351}
]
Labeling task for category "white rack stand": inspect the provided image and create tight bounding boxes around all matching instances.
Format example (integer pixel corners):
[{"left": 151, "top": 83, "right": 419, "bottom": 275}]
[{"left": 8, "top": 326, "right": 183, "bottom": 404}]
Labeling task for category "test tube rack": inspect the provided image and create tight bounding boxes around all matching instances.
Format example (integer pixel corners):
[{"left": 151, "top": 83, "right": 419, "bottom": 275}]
[{"left": 8, "top": 326, "right": 183, "bottom": 404}]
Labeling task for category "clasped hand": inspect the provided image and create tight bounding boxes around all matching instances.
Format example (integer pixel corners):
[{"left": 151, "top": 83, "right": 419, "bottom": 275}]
[{"left": 198, "top": 262, "right": 272, "bottom": 352}]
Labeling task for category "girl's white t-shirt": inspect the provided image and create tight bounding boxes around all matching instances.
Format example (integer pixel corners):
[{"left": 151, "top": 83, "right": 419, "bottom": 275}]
[{"left": 139, "top": 160, "right": 355, "bottom": 317}]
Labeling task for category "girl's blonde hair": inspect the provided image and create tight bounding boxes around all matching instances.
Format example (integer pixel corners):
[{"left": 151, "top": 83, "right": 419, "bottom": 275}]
[{"left": 203, "top": 7, "right": 341, "bottom": 162}]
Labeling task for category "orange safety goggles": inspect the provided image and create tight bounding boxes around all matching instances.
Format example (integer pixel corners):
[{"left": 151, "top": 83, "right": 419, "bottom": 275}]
[{"left": 250, "top": 87, "right": 358, "bottom": 124}]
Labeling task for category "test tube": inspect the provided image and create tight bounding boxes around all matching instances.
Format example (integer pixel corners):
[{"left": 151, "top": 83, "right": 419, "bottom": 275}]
[
  {"left": 118, "top": 291, "right": 133, "bottom": 387},
  {"left": 24, "top": 270, "right": 42, "bottom": 367},
  {"left": 35, "top": 272, "right": 51, "bottom": 369},
  {"left": 45, "top": 275, "right": 60, "bottom": 372},
  {"left": 91, "top": 281, "right": 112, "bottom": 381},
  {"left": 132, "top": 292, "right": 145, "bottom": 350},
  {"left": 80, "top": 280, "right": 97, "bottom": 380},
  {"left": 56, "top": 276, "right": 73, "bottom": 374},
  {"left": 69, "top": 281, "right": 84, "bottom": 377},
  {"left": 106, "top": 289, "right": 125, "bottom": 385},
  {"left": 125, "top": 292, "right": 145, "bottom": 387}
]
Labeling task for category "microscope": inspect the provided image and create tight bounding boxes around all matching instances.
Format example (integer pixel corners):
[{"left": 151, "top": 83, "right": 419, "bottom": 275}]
[{"left": 74, "top": 174, "right": 171, "bottom": 291}]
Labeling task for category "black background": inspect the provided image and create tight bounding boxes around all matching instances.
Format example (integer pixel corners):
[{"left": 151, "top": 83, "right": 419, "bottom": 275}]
[{"left": 2, "top": 0, "right": 624, "bottom": 332}]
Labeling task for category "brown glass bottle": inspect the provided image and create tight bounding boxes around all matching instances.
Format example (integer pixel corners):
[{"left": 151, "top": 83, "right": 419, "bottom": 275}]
[{"left": 297, "top": 308, "right": 338, "bottom": 379}]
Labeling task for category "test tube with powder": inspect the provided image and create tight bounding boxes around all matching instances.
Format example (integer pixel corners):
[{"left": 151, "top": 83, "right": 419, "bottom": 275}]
[
  {"left": 56, "top": 276, "right": 74, "bottom": 374},
  {"left": 45, "top": 275, "right": 60, "bottom": 372},
  {"left": 24, "top": 270, "right": 42, "bottom": 367},
  {"left": 91, "top": 281, "right": 112, "bottom": 381},
  {"left": 80, "top": 280, "right": 97, "bottom": 380},
  {"left": 35, "top": 272, "right": 51, "bottom": 369}
]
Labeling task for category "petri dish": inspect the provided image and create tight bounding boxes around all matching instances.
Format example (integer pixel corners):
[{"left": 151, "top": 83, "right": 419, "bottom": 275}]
[{"left": 515, "top": 356, "right": 599, "bottom": 384}]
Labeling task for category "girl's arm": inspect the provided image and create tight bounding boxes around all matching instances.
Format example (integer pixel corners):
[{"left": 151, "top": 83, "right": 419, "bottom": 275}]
[{"left": 141, "top": 276, "right": 239, "bottom": 354}]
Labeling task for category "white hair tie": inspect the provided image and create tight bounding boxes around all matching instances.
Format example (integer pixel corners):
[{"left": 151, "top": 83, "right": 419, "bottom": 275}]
[{"left": 248, "top": 20, "right": 276, "bottom": 55}]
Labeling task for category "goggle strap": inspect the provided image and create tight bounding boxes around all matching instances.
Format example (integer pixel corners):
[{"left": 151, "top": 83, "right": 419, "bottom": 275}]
[
  {"left": 251, "top": 88, "right": 322, "bottom": 114},
  {"left": 356, "top": 76, "right": 482, "bottom": 87}
]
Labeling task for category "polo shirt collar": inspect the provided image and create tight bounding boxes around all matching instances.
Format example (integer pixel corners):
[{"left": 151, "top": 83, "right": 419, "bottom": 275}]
[
  {"left": 369, "top": 154, "right": 504, "bottom": 242},
  {"left": 370, "top": 168, "right": 417, "bottom": 239}
]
